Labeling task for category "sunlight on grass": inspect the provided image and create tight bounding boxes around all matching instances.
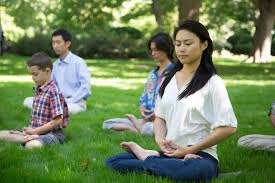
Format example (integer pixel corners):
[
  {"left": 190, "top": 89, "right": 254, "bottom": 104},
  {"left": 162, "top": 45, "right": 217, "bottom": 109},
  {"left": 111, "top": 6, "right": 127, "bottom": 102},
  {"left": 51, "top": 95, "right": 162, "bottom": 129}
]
[
  {"left": 0, "top": 75, "right": 146, "bottom": 90},
  {"left": 90, "top": 66, "right": 148, "bottom": 79},
  {"left": 93, "top": 78, "right": 145, "bottom": 90},
  {"left": 225, "top": 79, "right": 275, "bottom": 86},
  {"left": 2, "top": 75, "right": 274, "bottom": 88},
  {"left": 0, "top": 75, "right": 31, "bottom": 82}
]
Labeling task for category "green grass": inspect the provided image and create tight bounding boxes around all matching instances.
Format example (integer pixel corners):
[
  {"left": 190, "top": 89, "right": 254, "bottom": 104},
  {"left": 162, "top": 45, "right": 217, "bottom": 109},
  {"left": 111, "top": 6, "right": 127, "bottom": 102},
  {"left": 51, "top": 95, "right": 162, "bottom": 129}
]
[{"left": 0, "top": 54, "right": 275, "bottom": 183}]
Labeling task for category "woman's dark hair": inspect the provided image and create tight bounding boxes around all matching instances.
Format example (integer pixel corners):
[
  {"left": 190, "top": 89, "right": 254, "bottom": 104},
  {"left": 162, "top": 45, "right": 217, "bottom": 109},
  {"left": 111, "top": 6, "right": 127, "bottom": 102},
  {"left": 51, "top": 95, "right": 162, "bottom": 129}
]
[
  {"left": 147, "top": 32, "right": 174, "bottom": 60},
  {"left": 159, "top": 20, "right": 217, "bottom": 99}
]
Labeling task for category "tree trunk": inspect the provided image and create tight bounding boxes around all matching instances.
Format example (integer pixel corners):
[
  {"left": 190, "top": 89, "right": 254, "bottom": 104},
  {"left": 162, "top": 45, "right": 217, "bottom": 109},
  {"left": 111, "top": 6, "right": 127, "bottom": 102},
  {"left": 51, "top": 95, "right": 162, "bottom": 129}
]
[
  {"left": 152, "top": 0, "right": 165, "bottom": 31},
  {"left": 251, "top": 0, "right": 275, "bottom": 63},
  {"left": 178, "top": 0, "right": 200, "bottom": 24}
]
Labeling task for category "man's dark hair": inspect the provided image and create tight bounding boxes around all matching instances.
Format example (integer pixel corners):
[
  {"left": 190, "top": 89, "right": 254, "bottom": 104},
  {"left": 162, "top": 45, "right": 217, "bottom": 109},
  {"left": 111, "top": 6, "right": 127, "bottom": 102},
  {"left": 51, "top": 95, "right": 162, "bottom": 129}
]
[
  {"left": 27, "top": 52, "right": 52, "bottom": 70},
  {"left": 52, "top": 28, "right": 71, "bottom": 42}
]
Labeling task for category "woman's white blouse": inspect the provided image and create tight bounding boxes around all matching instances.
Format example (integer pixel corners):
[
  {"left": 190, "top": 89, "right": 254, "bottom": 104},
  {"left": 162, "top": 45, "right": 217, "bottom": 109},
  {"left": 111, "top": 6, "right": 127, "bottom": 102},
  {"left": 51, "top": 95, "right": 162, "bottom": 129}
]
[{"left": 155, "top": 74, "right": 237, "bottom": 160}]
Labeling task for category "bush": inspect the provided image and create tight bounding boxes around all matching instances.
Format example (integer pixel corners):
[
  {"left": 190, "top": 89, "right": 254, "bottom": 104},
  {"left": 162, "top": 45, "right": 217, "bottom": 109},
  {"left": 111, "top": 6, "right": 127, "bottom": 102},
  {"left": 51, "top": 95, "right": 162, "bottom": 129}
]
[
  {"left": 10, "top": 34, "right": 54, "bottom": 56},
  {"left": 76, "top": 27, "right": 148, "bottom": 58},
  {"left": 9, "top": 26, "right": 149, "bottom": 59},
  {"left": 226, "top": 29, "right": 253, "bottom": 55},
  {"left": 227, "top": 28, "right": 275, "bottom": 56}
]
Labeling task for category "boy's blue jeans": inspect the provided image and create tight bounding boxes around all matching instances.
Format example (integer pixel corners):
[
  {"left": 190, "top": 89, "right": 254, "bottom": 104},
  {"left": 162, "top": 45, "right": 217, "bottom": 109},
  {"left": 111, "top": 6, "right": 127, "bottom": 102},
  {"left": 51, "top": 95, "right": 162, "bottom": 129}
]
[{"left": 106, "top": 151, "right": 218, "bottom": 182}]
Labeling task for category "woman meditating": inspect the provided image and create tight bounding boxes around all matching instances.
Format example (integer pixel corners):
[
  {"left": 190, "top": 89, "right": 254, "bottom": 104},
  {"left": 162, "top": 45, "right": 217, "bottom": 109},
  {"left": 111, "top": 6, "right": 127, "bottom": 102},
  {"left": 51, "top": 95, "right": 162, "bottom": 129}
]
[{"left": 105, "top": 20, "right": 238, "bottom": 182}]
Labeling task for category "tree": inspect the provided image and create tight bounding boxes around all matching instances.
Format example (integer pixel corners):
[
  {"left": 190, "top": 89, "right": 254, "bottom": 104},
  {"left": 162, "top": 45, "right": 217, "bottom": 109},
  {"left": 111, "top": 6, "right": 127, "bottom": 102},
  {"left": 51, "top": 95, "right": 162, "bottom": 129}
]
[
  {"left": 178, "top": 0, "right": 201, "bottom": 23},
  {"left": 151, "top": 0, "right": 176, "bottom": 32},
  {"left": 5, "top": 0, "right": 124, "bottom": 34},
  {"left": 152, "top": 0, "right": 165, "bottom": 31},
  {"left": 251, "top": 0, "right": 275, "bottom": 63},
  {"left": 202, "top": 0, "right": 256, "bottom": 54}
]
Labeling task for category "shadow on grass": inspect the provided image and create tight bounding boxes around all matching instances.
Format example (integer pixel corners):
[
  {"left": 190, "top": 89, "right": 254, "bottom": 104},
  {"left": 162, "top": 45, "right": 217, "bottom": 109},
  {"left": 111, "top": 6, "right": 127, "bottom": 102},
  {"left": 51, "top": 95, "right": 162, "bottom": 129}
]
[{"left": 0, "top": 54, "right": 155, "bottom": 79}]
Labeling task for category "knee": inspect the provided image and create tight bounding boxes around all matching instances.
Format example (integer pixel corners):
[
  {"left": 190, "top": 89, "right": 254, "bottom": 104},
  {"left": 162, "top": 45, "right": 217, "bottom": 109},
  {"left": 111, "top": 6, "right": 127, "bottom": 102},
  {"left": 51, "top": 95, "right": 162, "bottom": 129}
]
[
  {"left": 68, "top": 107, "right": 78, "bottom": 115},
  {"left": 23, "top": 97, "right": 34, "bottom": 109},
  {"left": 105, "top": 155, "right": 127, "bottom": 171},
  {"left": 102, "top": 121, "right": 113, "bottom": 130},
  {"left": 237, "top": 135, "right": 253, "bottom": 146},
  {"left": 237, "top": 136, "right": 245, "bottom": 146},
  {"left": 105, "top": 156, "right": 117, "bottom": 169},
  {"left": 68, "top": 103, "right": 85, "bottom": 115},
  {"left": 25, "top": 140, "right": 43, "bottom": 149}
]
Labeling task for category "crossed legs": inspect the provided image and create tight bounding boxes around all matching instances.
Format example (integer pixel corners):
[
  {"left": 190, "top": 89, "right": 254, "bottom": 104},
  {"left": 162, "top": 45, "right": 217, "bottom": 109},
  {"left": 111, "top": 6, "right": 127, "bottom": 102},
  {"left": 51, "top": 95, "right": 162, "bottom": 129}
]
[
  {"left": 106, "top": 141, "right": 218, "bottom": 182},
  {"left": 0, "top": 130, "right": 42, "bottom": 149}
]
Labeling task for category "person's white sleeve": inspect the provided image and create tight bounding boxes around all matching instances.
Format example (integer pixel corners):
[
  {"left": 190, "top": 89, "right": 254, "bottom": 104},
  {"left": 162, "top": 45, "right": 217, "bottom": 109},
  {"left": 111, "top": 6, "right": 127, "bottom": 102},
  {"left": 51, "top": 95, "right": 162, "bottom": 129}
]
[
  {"left": 207, "top": 77, "right": 238, "bottom": 129},
  {"left": 155, "top": 95, "right": 165, "bottom": 119}
]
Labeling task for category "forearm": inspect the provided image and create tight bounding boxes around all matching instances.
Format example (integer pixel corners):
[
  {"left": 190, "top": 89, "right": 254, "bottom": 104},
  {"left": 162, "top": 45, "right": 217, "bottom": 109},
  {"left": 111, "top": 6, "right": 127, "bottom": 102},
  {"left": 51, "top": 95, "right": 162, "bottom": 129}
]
[
  {"left": 189, "top": 126, "right": 237, "bottom": 153},
  {"left": 33, "top": 117, "right": 62, "bottom": 135},
  {"left": 68, "top": 86, "right": 90, "bottom": 103},
  {"left": 154, "top": 117, "right": 167, "bottom": 144},
  {"left": 139, "top": 104, "right": 146, "bottom": 113}
]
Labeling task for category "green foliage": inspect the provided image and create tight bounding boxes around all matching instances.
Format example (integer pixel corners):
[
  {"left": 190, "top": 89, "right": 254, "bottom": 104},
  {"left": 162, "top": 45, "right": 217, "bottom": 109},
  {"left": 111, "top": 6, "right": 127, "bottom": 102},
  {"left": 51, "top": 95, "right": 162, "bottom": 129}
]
[
  {"left": 227, "top": 29, "right": 253, "bottom": 55},
  {"left": 4, "top": 0, "right": 124, "bottom": 33},
  {"left": 76, "top": 27, "right": 148, "bottom": 58},
  {"left": 50, "top": 0, "right": 124, "bottom": 31},
  {"left": 203, "top": 0, "right": 256, "bottom": 30},
  {"left": 120, "top": 2, "right": 152, "bottom": 22},
  {"left": 10, "top": 34, "right": 54, "bottom": 56},
  {"left": 8, "top": 26, "right": 148, "bottom": 58},
  {"left": 202, "top": 0, "right": 257, "bottom": 54},
  {"left": 3, "top": 0, "right": 275, "bottom": 58},
  {"left": 3, "top": 0, "right": 152, "bottom": 58},
  {"left": 4, "top": 0, "right": 45, "bottom": 29},
  {"left": 226, "top": 28, "right": 275, "bottom": 56},
  {"left": 82, "top": 27, "right": 146, "bottom": 58}
]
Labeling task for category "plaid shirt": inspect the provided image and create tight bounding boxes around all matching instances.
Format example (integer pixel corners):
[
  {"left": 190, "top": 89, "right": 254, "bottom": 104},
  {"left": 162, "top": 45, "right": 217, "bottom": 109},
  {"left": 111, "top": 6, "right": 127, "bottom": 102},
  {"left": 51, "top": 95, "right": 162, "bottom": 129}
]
[{"left": 30, "top": 80, "right": 69, "bottom": 129}]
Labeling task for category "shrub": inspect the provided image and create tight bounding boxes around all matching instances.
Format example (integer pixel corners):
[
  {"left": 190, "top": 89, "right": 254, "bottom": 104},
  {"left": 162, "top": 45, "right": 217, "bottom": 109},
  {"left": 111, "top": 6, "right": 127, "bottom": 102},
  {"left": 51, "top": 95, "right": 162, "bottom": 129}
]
[
  {"left": 76, "top": 27, "right": 148, "bottom": 58},
  {"left": 9, "top": 26, "right": 151, "bottom": 58},
  {"left": 226, "top": 29, "right": 253, "bottom": 55},
  {"left": 11, "top": 34, "right": 54, "bottom": 56}
]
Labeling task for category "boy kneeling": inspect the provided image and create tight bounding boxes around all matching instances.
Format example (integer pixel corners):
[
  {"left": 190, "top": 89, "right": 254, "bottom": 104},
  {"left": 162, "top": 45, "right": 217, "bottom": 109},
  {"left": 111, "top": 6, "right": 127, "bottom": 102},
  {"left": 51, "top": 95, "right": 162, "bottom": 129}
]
[{"left": 0, "top": 52, "right": 69, "bottom": 149}]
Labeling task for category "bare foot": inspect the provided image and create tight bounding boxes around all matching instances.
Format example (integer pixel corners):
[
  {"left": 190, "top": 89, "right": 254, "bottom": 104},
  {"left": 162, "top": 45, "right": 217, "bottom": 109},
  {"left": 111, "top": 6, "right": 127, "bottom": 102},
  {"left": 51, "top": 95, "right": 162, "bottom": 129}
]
[
  {"left": 25, "top": 134, "right": 39, "bottom": 141},
  {"left": 9, "top": 130, "right": 24, "bottom": 135},
  {"left": 126, "top": 114, "right": 143, "bottom": 132},
  {"left": 120, "top": 141, "right": 160, "bottom": 160},
  {"left": 183, "top": 154, "right": 203, "bottom": 160},
  {"left": 111, "top": 123, "right": 138, "bottom": 133},
  {"left": 0, "top": 131, "right": 26, "bottom": 143}
]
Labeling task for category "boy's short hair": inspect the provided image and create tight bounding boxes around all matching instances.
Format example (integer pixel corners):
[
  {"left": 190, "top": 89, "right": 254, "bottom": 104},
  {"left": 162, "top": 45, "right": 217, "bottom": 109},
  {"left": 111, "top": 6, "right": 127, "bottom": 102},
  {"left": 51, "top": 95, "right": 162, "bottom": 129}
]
[
  {"left": 52, "top": 28, "right": 71, "bottom": 42},
  {"left": 27, "top": 52, "right": 52, "bottom": 70}
]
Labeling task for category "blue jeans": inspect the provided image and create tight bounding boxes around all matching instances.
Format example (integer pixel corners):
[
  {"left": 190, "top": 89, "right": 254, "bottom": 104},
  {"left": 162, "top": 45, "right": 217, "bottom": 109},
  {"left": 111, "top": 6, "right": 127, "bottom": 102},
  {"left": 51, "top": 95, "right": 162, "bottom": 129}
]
[
  {"left": 36, "top": 130, "right": 65, "bottom": 145},
  {"left": 106, "top": 151, "right": 218, "bottom": 182},
  {"left": 21, "top": 129, "right": 65, "bottom": 146}
]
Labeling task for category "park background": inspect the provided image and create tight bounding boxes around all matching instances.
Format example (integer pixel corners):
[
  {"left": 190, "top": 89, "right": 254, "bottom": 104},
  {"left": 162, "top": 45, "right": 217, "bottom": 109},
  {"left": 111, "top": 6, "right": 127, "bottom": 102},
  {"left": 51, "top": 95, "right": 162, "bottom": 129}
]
[{"left": 0, "top": 0, "right": 275, "bottom": 182}]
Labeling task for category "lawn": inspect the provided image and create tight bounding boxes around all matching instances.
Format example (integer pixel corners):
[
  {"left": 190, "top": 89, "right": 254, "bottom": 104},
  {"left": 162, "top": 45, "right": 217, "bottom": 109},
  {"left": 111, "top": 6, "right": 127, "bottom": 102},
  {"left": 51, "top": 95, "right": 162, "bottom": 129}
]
[{"left": 0, "top": 54, "right": 275, "bottom": 183}]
